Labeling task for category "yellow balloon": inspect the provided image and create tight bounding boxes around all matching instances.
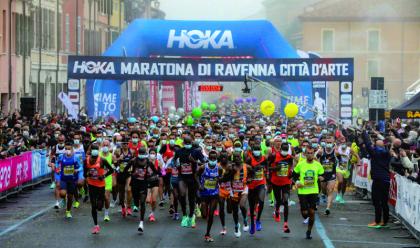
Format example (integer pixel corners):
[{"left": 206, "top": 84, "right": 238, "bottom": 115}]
[
  {"left": 284, "top": 103, "right": 299, "bottom": 118},
  {"left": 260, "top": 100, "right": 275, "bottom": 116}
]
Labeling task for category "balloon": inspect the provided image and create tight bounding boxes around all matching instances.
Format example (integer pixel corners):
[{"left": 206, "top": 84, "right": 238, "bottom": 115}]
[
  {"left": 169, "top": 106, "right": 176, "bottom": 113},
  {"left": 201, "top": 102, "right": 209, "bottom": 110},
  {"left": 151, "top": 116, "right": 159, "bottom": 123},
  {"left": 252, "top": 97, "right": 257, "bottom": 103},
  {"left": 352, "top": 108, "right": 358, "bottom": 117},
  {"left": 191, "top": 107, "right": 203, "bottom": 119},
  {"left": 246, "top": 98, "right": 252, "bottom": 103},
  {"left": 209, "top": 104, "right": 217, "bottom": 112},
  {"left": 128, "top": 117, "right": 136, "bottom": 123},
  {"left": 260, "top": 100, "right": 275, "bottom": 117},
  {"left": 284, "top": 103, "right": 299, "bottom": 118},
  {"left": 185, "top": 115, "right": 194, "bottom": 126},
  {"left": 177, "top": 108, "right": 185, "bottom": 115},
  {"left": 174, "top": 114, "right": 180, "bottom": 121}
]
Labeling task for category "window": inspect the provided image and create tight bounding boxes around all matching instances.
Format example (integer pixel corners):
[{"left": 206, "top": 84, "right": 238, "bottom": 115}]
[
  {"left": 322, "top": 29, "right": 334, "bottom": 52},
  {"left": 367, "top": 59, "right": 380, "bottom": 79},
  {"left": 368, "top": 29, "right": 380, "bottom": 51},
  {"left": 77, "top": 16, "right": 81, "bottom": 54},
  {"left": 99, "top": 0, "right": 113, "bottom": 15},
  {"left": 65, "top": 14, "right": 70, "bottom": 51},
  {"left": 2, "top": 10, "right": 6, "bottom": 52},
  {"left": 49, "top": 10, "right": 55, "bottom": 50},
  {"left": 15, "top": 14, "right": 31, "bottom": 56}
]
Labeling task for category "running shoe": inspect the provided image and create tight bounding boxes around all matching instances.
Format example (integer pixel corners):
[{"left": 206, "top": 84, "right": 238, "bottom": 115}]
[
  {"left": 256, "top": 220, "right": 262, "bottom": 231},
  {"left": 127, "top": 207, "right": 133, "bottom": 216},
  {"left": 65, "top": 211, "right": 72, "bottom": 219},
  {"left": 379, "top": 222, "right": 389, "bottom": 228},
  {"left": 172, "top": 212, "right": 180, "bottom": 221},
  {"left": 283, "top": 222, "right": 290, "bottom": 233},
  {"left": 273, "top": 211, "right": 281, "bottom": 222},
  {"left": 50, "top": 182, "right": 56, "bottom": 189},
  {"left": 149, "top": 213, "right": 156, "bottom": 222},
  {"left": 234, "top": 224, "right": 241, "bottom": 238},
  {"left": 181, "top": 216, "right": 189, "bottom": 227},
  {"left": 133, "top": 205, "right": 139, "bottom": 212},
  {"left": 303, "top": 217, "right": 309, "bottom": 224},
  {"left": 104, "top": 215, "right": 110, "bottom": 222},
  {"left": 169, "top": 206, "right": 175, "bottom": 215},
  {"left": 204, "top": 235, "right": 214, "bottom": 242},
  {"left": 138, "top": 221, "right": 144, "bottom": 233},
  {"left": 368, "top": 222, "right": 381, "bottom": 228},
  {"left": 80, "top": 187, "right": 85, "bottom": 197},
  {"left": 190, "top": 215, "right": 196, "bottom": 228},
  {"left": 335, "top": 194, "right": 341, "bottom": 203},
  {"left": 288, "top": 200, "right": 296, "bottom": 206},
  {"left": 159, "top": 201, "right": 164, "bottom": 209},
  {"left": 73, "top": 201, "right": 80, "bottom": 209},
  {"left": 324, "top": 208, "right": 330, "bottom": 216},
  {"left": 339, "top": 197, "right": 345, "bottom": 204},
  {"left": 110, "top": 200, "right": 116, "bottom": 208},
  {"left": 122, "top": 207, "right": 127, "bottom": 217},
  {"left": 91, "top": 225, "right": 100, "bottom": 234},
  {"left": 220, "top": 227, "right": 227, "bottom": 235},
  {"left": 195, "top": 207, "right": 202, "bottom": 218},
  {"left": 250, "top": 223, "right": 256, "bottom": 235},
  {"left": 214, "top": 209, "right": 219, "bottom": 216},
  {"left": 306, "top": 230, "right": 312, "bottom": 239},
  {"left": 54, "top": 200, "right": 60, "bottom": 209},
  {"left": 243, "top": 223, "right": 249, "bottom": 232},
  {"left": 59, "top": 199, "right": 65, "bottom": 209},
  {"left": 269, "top": 200, "right": 274, "bottom": 207}
]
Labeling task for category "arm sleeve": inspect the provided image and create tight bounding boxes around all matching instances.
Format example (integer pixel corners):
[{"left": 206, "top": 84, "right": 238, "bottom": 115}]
[{"left": 102, "top": 158, "right": 115, "bottom": 177}]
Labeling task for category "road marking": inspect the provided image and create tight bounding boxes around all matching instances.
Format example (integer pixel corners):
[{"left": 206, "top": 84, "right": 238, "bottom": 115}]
[
  {"left": 315, "top": 213, "right": 335, "bottom": 248},
  {"left": 329, "top": 223, "right": 369, "bottom": 227},
  {"left": 330, "top": 239, "right": 416, "bottom": 246},
  {"left": 0, "top": 205, "right": 53, "bottom": 237}
]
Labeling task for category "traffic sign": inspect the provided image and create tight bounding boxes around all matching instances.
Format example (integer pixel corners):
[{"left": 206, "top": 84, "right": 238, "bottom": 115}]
[{"left": 369, "top": 90, "right": 388, "bottom": 109}]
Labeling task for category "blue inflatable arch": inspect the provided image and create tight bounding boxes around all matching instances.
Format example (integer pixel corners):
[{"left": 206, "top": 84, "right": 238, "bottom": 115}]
[{"left": 87, "top": 19, "right": 312, "bottom": 119}]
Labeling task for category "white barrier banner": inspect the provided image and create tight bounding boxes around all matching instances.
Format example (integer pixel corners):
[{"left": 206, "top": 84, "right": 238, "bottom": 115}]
[
  {"left": 395, "top": 175, "right": 420, "bottom": 232},
  {"left": 352, "top": 158, "right": 372, "bottom": 191}
]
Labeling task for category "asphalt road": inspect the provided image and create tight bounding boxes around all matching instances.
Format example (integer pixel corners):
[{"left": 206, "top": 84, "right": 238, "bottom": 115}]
[{"left": 0, "top": 184, "right": 419, "bottom": 248}]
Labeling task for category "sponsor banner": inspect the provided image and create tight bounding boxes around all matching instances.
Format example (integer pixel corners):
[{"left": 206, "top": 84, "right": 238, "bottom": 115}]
[
  {"left": 0, "top": 152, "right": 32, "bottom": 193},
  {"left": 68, "top": 56, "right": 354, "bottom": 82},
  {"left": 312, "top": 81, "right": 327, "bottom": 125},
  {"left": 58, "top": 92, "right": 78, "bottom": 120},
  {"left": 389, "top": 172, "right": 397, "bottom": 207},
  {"left": 396, "top": 174, "right": 420, "bottom": 232},
  {"left": 31, "top": 149, "right": 51, "bottom": 180},
  {"left": 150, "top": 81, "right": 158, "bottom": 114},
  {"left": 339, "top": 81, "right": 353, "bottom": 126},
  {"left": 352, "top": 158, "right": 371, "bottom": 190},
  {"left": 161, "top": 82, "right": 176, "bottom": 114},
  {"left": 282, "top": 81, "right": 313, "bottom": 119},
  {"left": 67, "top": 79, "right": 81, "bottom": 115}
]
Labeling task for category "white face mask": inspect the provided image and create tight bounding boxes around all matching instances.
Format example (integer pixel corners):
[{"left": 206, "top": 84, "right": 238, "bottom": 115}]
[
  {"left": 281, "top": 151, "right": 288, "bottom": 156},
  {"left": 66, "top": 150, "right": 72, "bottom": 156},
  {"left": 149, "top": 154, "right": 156, "bottom": 160}
]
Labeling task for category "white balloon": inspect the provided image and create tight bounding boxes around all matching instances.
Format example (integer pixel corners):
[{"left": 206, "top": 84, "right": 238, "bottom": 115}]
[
  {"left": 168, "top": 113, "right": 175, "bottom": 121},
  {"left": 177, "top": 108, "right": 185, "bottom": 115},
  {"left": 174, "top": 114, "right": 180, "bottom": 120},
  {"left": 169, "top": 106, "right": 176, "bottom": 113}
]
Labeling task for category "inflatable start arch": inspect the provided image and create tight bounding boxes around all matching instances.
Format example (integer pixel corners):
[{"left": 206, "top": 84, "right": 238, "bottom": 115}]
[{"left": 86, "top": 19, "right": 310, "bottom": 119}]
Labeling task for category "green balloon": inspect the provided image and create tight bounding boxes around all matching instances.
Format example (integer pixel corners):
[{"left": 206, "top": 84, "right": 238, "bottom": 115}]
[
  {"left": 191, "top": 107, "right": 203, "bottom": 119},
  {"left": 352, "top": 108, "right": 359, "bottom": 117},
  {"left": 209, "top": 103, "right": 217, "bottom": 112},
  {"left": 186, "top": 115, "right": 194, "bottom": 126},
  {"left": 201, "top": 102, "right": 209, "bottom": 110}
]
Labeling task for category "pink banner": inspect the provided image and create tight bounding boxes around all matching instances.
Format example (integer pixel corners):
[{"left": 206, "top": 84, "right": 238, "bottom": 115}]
[
  {"left": 149, "top": 81, "right": 158, "bottom": 114},
  {"left": 0, "top": 152, "right": 32, "bottom": 193}
]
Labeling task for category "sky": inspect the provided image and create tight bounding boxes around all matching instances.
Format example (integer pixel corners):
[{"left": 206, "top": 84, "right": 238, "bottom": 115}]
[{"left": 159, "top": 0, "right": 265, "bottom": 20}]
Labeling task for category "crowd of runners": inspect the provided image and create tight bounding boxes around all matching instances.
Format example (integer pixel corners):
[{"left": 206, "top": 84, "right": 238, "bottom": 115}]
[{"left": 46, "top": 104, "right": 420, "bottom": 242}]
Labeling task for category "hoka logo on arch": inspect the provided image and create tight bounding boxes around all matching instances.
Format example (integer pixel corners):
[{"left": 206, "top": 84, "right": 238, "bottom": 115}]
[{"left": 167, "top": 29, "right": 234, "bottom": 49}]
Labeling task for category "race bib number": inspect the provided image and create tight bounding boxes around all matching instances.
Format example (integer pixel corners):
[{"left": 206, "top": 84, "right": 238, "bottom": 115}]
[
  {"left": 89, "top": 168, "right": 98, "bottom": 179},
  {"left": 220, "top": 181, "right": 231, "bottom": 191},
  {"left": 63, "top": 166, "right": 74, "bottom": 176},
  {"left": 338, "top": 163, "right": 347, "bottom": 171},
  {"left": 254, "top": 169, "right": 264, "bottom": 181},
  {"left": 119, "top": 162, "right": 127, "bottom": 172},
  {"left": 135, "top": 168, "right": 145, "bottom": 180},
  {"left": 276, "top": 162, "right": 289, "bottom": 177},
  {"left": 323, "top": 160, "right": 334, "bottom": 172},
  {"left": 181, "top": 163, "right": 192, "bottom": 175},
  {"left": 303, "top": 170, "right": 315, "bottom": 187},
  {"left": 204, "top": 179, "right": 217, "bottom": 189},
  {"left": 232, "top": 180, "right": 244, "bottom": 191}
]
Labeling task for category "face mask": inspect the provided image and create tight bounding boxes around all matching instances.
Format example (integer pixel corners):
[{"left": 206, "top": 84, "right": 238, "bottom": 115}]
[
  {"left": 23, "top": 131, "right": 29, "bottom": 137},
  {"left": 150, "top": 125, "right": 156, "bottom": 129},
  {"left": 58, "top": 143, "right": 65, "bottom": 149},
  {"left": 281, "top": 151, "right": 288, "bottom": 156},
  {"left": 302, "top": 147, "right": 306, "bottom": 153},
  {"left": 234, "top": 147, "right": 242, "bottom": 152},
  {"left": 322, "top": 129, "right": 328, "bottom": 135},
  {"left": 138, "top": 154, "right": 148, "bottom": 159},
  {"left": 311, "top": 143, "right": 318, "bottom": 149},
  {"left": 54, "top": 133, "right": 59, "bottom": 138},
  {"left": 206, "top": 145, "right": 212, "bottom": 150},
  {"left": 132, "top": 138, "right": 139, "bottom": 144},
  {"left": 216, "top": 147, "right": 223, "bottom": 152},
  {"left": 161, "top": 140, "right": 167, "bottom": 145},
  {"left": 341, "top": 144, "right": 347, "bottom": 149},
  {"left": 149, "top": 154, "right": 156, "bottom": 160},
  {"left": 74, "top": 139, "right": 80, "bottom": 145},
  {"left": 101, "top": 147, "right": 109, "bottom": 153},
  {"left": 320, "top": 142, "right": 326, "bottom": 148},
  {"left": 282, "top": 139, "right": 287, "bottom": 143},
  {"left": 288, "top": 135, "right": 293, "bottom": 140},
  {"left": 326, "top": 143, "right": 333, "bottom": 149},
  {"left": 91, "top": 149, "right": 99, "bottom": 157},
  {"left": 116, "top": 141, "right": 122, "bottom": 146},
  {"left": 66, "top": 150, "right": 72, "bottom": 156},
  {"left": 153, "top": 134, "right": 159, "bottom": 138},
  {"left": 195, "top": 138, "right": 203, "bottom": 144},
  {"left": 266, "top": 135, "right": 272, "bottom": 140},
  {"left": 253, "top": 150, "right": 261, "bottom": 157},
  {"left": 184, "top": 144, "right": 192, "bottom": 149},
  {"left": 228, "top": 134, "right": 235, "bottom": 139},
  {"left": 169, "top": 139, "right": 175, "bottom": 145},
  {"left": 97, "top": 137, "right": 103, "bottom": 143},
  {"left": 208, "top": 160, "right": 218, "bottom": 166}
]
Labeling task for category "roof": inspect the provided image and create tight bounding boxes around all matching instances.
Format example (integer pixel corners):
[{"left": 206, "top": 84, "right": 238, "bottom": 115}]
[
  {"left": 300, "top": 0, "right": 420, "bottom": 22},
  {"left": 391, "top": 91, "right": 420, "bottom": 119}
]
